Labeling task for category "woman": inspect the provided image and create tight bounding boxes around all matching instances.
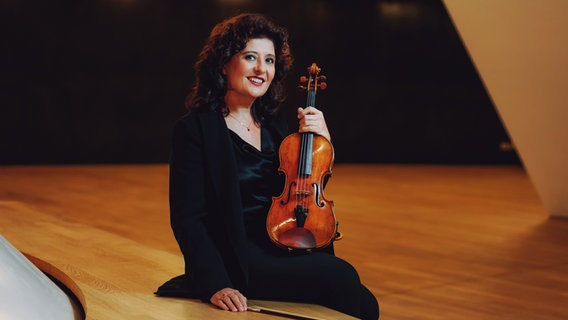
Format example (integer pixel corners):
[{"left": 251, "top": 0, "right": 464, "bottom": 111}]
[{"left": 162, "top": 13, "right": 379, "bottom": 319}]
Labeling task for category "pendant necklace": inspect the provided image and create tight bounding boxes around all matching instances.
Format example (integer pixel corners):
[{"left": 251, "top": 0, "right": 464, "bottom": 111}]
[{"left": 228, "top": 113, "right": 254, "bottom": 132}]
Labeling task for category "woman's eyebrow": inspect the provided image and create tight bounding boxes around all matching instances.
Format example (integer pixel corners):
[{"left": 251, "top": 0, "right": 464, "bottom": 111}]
[{"left": 241, "top": 50, "right": 275, "bottom": 57}]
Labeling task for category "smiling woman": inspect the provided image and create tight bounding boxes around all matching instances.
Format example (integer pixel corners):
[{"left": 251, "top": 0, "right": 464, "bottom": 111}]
[
  {"left": 223, "top": 38, "right": 277, "bottom": 150},
  {"left": 157, "top": 13, "right": 379, "bottom": 319},
  {"left": 223, "top": 38, "right": 276, "bottom": 98}
]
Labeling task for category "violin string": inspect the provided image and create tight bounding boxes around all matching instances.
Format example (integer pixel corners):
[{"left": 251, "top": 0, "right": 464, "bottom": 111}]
[
  {"left": 296, "top": 74, "right": 317, "bottom": 226},
  {"left": 301, "top": 86, "right": 316, "bottom": 220},
  {"left": 297, "top": 135, "right": 303, "bottom": 210},
  {"left": 297, "top": 91, "right": 307, "bottom": 216},
  {"left": 297, "top": 91, "right": 304, "bottom": 213},
  {"left": 306, "top": 90, "right": 313, "bottom": 213},
  {"left": 300, "top": 132, "right": 307, "bottom": 217},
  {"left": 299, "top": 130, "right": 306, "bottom": 206}
]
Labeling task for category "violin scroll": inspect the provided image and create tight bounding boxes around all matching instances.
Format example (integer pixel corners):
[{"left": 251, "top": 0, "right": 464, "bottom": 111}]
[{"left": 298, "top": 63, "right": 327, "bottom": 91}]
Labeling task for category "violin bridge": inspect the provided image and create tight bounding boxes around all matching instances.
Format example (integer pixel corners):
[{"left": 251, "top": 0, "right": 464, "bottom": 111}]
[{"left": 294, "top": 190, "right": 312, "bottom": 200}]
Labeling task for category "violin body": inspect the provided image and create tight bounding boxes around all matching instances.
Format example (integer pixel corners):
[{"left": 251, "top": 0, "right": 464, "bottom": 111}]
[{"left": 266, "top": 63, "right": 339, "bottom": 251}]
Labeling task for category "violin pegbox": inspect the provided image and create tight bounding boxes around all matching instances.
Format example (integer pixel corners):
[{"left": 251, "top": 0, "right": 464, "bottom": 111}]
[{"left": 299, "top": 63, "right": 327, "bottom": 92}]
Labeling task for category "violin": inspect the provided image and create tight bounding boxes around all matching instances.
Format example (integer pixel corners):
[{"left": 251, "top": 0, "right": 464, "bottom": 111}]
[{"left": 266, "top": 63, "right": 340, "bottom": 252}]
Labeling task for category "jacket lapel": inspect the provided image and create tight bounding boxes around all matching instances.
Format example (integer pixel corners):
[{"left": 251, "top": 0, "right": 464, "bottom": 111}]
[{"left": 198, "top": 111, "right": 249, "bottom": 284}]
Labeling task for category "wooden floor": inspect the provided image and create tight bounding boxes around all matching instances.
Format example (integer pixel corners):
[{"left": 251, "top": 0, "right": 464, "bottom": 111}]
[{"left": 1, "top": 164, "right": 567, "bottom": 319}]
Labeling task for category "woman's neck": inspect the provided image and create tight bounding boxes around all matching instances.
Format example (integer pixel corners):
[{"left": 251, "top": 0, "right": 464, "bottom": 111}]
[
  {"left": 225, "top": 93, "right": 254, "bottom": 115},
  {"left": 223, "top": 95, "right": 261, "bottom": 151}
]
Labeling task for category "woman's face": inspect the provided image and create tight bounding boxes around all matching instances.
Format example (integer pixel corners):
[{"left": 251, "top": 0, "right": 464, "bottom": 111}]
[{"left": 224, "top": 38, "right": 276, "bottom": 103}]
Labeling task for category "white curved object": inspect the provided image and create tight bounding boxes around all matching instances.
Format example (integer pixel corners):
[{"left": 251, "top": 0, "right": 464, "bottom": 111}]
[{"left": 0, "top": 235, "right": 75, "bottom": 320}]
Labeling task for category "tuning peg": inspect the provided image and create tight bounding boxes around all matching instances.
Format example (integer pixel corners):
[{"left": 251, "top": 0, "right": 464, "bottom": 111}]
[
  {"left": 318, "top": 75, "right": 327, "bottom": 82},
  {"left": 299, "top": 76, "right": 308, "bottom": 83},
  {"left": 318, "top": 82, "right": 327, "bottom": 90}
]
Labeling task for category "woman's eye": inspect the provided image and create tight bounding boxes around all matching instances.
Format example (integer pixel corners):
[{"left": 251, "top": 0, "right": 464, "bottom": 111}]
[
  {"left": 245, "top": 54, "right": 256, "bottom": 61},
  {"left": 265, "top": 57, "right": 275, "bottom": 64}
]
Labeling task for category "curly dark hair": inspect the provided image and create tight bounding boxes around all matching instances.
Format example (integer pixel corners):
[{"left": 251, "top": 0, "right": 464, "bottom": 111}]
[{"left": 185, "top": 13, "right": 294, "bottom": 124}]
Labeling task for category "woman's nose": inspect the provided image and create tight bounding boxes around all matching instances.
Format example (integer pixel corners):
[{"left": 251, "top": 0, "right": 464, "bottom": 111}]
[{"left": 254, "top": 60, "right": 267, "bottom": 73}]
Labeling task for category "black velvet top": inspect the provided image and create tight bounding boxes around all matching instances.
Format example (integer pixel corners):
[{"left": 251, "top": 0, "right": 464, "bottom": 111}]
[{"left": 229, "top": 127, "right": 283, "bottom": 243}]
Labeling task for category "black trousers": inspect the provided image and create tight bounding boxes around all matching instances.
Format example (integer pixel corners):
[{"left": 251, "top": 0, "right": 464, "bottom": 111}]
[{"left": 246, "top": 239, "right": 379, "bottom": 320}]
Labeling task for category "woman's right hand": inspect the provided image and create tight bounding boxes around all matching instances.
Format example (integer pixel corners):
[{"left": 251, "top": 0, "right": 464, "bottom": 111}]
[
  {"left": 297, "top": 106, "right": 331, "bottom": 141},
  {"left": 210, "top": 288, "right": 248, "bottom": 312}
]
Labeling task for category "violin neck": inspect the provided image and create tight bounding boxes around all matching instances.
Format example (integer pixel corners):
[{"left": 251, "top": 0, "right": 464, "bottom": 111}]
[
  {"left": 299, "top": 88, "right": 317, "bottom": 176},
  {"left": 299, "top": 132, "right": 313, "bottom": 176},
  {"left": 306, "top": 86, "right": 316, "bottom": 109}
]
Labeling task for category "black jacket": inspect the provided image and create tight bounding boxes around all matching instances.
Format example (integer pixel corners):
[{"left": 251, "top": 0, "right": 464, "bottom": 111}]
[{"left": 168, "top": 108, "right": 289, "bottom": 302}]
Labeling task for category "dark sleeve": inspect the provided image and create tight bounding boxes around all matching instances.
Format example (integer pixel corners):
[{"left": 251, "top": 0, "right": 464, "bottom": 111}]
[{"left": 168, "top": 117, "right": 233, "bottom": 301}]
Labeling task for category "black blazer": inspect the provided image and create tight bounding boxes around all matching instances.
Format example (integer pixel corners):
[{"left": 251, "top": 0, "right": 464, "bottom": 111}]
[{"left": 168, "top": 108, "right": 289, "bottom": 302}]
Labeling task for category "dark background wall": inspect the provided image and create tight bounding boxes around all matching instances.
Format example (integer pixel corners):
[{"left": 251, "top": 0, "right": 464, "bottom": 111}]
[{"left": 0, "top": 0, "right": 519, "bottom": 165}]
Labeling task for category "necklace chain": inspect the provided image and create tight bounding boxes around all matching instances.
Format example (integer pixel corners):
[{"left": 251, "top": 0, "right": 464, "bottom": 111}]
[{"left": 227, "top": 113, "right": 254, "bottom": 132}]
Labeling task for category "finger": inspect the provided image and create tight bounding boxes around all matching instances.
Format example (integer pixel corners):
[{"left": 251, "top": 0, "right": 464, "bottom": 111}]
[
  {"left": 300, "top": 114, "right": 320, "bottom": 126},
  {"left": 234, "top": 292, "right": 248, "bottom": 311},
  {"left": 303, "top": 115, "right": 324, "bottom": 127},
  {"left": 222, "top": 295, "right": 239, "bottom": 312},
  {"left": 212, "top": 295, "right": 229, "bottom": 311},
  {"left": 297, "top": 106, "right": 318, "bottom": 117},
  {"left": 230, "top": 291, "right": 247, "bottom": 312},
  {"left": 211, "top": 291, "right": 230, "bottom": 311},
  {"left": 300, "top": 125, "right": 316, "bottom": 134},
  {"left": 303, "top": 106, "right": 321, "bottom": 115},
  {"left": 304, "top": 117, "right": 320, "bottom": 126},
  {"left": 297, "top": 107, "right": 306, "bottom": 119}
]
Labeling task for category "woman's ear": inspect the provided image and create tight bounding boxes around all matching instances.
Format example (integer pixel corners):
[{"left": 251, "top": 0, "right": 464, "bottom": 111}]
[{"left": 222, "top": 66, "right": 227, "bottom": 75}]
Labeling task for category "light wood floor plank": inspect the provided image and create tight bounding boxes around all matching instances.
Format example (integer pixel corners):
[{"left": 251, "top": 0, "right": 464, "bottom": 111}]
[{"left": 1, "top": 164, "right": 567, "bottom": 319}]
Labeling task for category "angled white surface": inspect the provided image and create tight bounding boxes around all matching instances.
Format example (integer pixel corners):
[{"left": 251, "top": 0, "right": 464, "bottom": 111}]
[
  {"left": 443, "top": 0, "right": 568, "bottom": 217},
  {"left": 0, "top": 235, "right": 75, "bottom": 320}
]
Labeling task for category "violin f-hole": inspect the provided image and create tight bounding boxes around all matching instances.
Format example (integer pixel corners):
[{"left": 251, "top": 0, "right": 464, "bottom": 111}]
[{"left": 280, "top": 182, "right": 296, "bottom": 205}]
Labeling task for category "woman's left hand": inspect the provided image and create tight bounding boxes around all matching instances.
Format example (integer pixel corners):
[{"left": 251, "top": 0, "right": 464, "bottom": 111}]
[
  {"left": 297, "top": 106, "right": 331, "bottom": 142},
  {"left": 210, "top": 288, "right": 247, "bottom": 312}
]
